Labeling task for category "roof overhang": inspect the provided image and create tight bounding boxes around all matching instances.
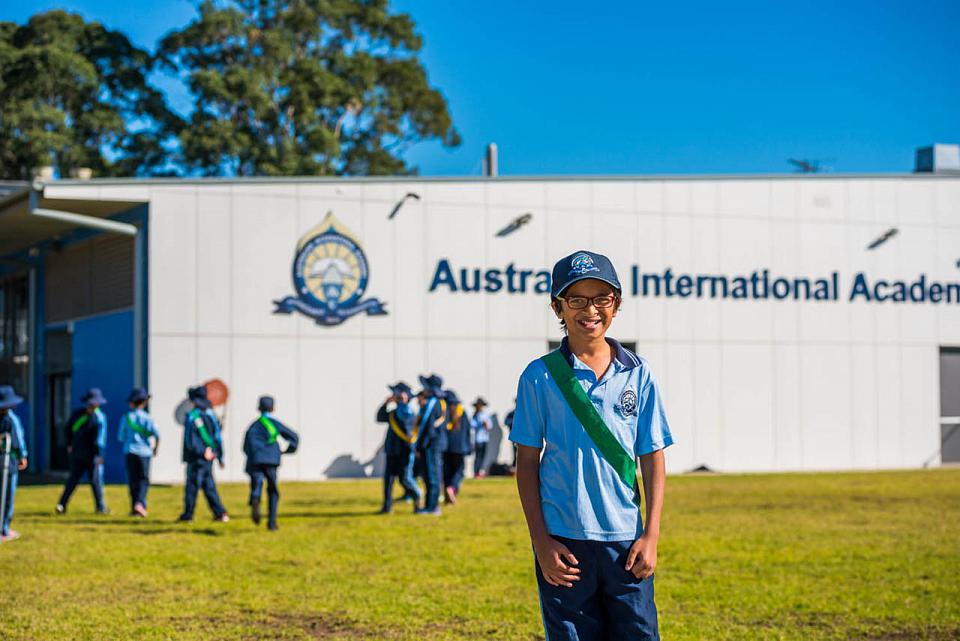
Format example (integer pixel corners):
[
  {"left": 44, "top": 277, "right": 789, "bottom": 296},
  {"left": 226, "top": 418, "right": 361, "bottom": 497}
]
[{"left": 0, "top": 183, "right": 144, "bottom": 259}]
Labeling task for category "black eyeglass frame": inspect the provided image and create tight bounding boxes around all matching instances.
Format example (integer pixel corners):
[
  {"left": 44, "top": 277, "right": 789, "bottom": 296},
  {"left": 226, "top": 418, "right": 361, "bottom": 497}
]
[{"left": 555, "top": 294, "right": 621, "bottom": 310}]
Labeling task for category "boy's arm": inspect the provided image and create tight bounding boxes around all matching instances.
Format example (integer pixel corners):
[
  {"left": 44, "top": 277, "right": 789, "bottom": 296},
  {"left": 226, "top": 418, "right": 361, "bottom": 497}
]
[
  {"left": 625, "top": 448, "right": 666, "bottom": 579},
  {"left": 516, "top": 445, "right": 581, "bottom": 589},
  {"left": 279, "top": 422, "right": 299, "bottom": 453}
]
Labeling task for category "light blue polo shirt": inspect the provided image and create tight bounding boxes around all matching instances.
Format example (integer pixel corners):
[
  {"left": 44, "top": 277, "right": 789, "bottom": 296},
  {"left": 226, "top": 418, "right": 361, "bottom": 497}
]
[
  {"left": 117, "top": 408, "right": 159, "bottom": 457},
  {"left": 509, "top": 337, "right": 673, "bottom": 542}
]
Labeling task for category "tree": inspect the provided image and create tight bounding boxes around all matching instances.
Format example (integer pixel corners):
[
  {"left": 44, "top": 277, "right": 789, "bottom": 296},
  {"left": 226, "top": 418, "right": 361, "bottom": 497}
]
[
  {"left": 0, "top": 11, "right": 181, "bottom": 180},
  {"left": 158, "top": 0, "right": 460, "bottom": 176}
]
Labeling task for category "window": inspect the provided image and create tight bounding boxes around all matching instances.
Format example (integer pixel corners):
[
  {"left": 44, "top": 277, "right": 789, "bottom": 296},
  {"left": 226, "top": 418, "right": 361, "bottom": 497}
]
[{"left": 0, "top": 275, "right": 30, "bottom": 401}]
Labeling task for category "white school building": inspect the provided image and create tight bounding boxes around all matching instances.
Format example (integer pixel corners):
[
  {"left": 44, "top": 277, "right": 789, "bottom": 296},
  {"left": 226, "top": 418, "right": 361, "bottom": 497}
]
[{"left": 1, "top": 161, "right": 958, "bottom": 483}]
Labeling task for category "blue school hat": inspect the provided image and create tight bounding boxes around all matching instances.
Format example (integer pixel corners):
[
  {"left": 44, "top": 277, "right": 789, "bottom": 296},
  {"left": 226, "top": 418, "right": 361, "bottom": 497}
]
[
  {"left": 127, "top": 387, "right": 150, "bottom": 404},
  {"left": 187, "top": 386, "right": 212, "bottom": 409},
  {"left": 444, "top": 390, "right": 462, "bottom": 406},
  {"left": 258, "top": 395, "right": 274, "bottom": 412},
  {"left": 418, "top": 373, "right": 444, "bottom": 396},
  {"left": 82, "top": 388, "right": 108, "bottom": 406},
  {"left": 550, "top": 250, "right": 622, "bottom": 298},
  {"left": 388, "top": 382, "right": 413, "bottom": 398},
  {"left": 0, "top": 386, "right": 23, "bottom": 410}
]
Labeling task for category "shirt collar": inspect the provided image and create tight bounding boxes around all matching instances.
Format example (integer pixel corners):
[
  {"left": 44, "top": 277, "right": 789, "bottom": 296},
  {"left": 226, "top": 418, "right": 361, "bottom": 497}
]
[{"left": 559, "top": 336, "right": 639, "bottom": 371}]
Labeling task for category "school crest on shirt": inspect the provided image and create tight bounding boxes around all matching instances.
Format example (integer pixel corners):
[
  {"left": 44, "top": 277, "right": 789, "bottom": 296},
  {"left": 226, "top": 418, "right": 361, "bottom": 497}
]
[
  {"left": 617, "top": 388, "right": 638, "bottom": 417},
  {"left": 569, "top": 252, "right": 600, "bottom": 276},
  {"left": 273, "top": 211, "right": 388, "bottom": 326}
]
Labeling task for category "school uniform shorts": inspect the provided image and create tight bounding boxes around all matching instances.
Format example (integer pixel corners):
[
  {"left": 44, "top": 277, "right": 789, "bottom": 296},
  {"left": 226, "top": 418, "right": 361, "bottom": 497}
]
[{"left": 535, "top": 536, "right": 659, "bottom": 641}]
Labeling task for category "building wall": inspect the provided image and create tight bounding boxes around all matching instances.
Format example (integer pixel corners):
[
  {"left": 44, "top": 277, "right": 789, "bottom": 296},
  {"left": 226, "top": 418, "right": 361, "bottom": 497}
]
[{"left": 47, "top": 177, "right": 960, "bottom": 483}]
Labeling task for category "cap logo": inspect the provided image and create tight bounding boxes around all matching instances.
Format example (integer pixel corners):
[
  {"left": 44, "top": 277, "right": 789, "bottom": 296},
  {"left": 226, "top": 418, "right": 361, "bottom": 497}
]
[{"left": 569, "top": 253, "right": 600, "bottom": 276}]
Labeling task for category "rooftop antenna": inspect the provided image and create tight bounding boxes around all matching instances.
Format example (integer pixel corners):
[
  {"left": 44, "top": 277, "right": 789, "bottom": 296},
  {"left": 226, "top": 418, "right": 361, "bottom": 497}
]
[{"left": 483, "top": 143, "right": 498, "bottom": 177}]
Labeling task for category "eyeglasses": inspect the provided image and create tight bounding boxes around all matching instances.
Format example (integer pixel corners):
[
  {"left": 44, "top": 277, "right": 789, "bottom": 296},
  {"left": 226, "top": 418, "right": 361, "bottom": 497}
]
[{"left": 557, "top": 294, "right": 618, "bottom": 310}]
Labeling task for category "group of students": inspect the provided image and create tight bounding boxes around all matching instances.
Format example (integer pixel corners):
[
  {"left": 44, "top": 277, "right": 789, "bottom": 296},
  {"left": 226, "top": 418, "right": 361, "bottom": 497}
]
[
  {"left": 376, "top": 373, "right": 495, "bottom": 515},
  {"left": 0, "top": 383, "right": 301, "bottom": 539}
]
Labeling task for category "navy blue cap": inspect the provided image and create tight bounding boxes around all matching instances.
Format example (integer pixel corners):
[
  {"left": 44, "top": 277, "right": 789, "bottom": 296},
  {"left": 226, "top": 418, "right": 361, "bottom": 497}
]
[
  {"left": 127, "top": 387, "right": 150, "bottom": 404},
  {"left": 444, "top": 389, "right": 461, "bottom": 405},
  {"left": 258, "top": 395, "right": 274, "bottom": 412},
  {"left": 550, "top": 250, "right": 621, "bottom": 298},
  {"left": 82, "top": 388, "right": 107, "bottom": 406}
]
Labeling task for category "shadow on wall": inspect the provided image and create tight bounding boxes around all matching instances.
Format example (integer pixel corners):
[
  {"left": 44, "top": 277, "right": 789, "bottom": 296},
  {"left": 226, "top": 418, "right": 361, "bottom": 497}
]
[{"left": 324, "top": 446, "right": 385, "bottom": 478}]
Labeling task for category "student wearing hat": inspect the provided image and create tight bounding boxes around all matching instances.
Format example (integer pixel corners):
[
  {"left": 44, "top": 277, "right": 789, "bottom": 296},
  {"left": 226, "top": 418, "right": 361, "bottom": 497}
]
[
  {"left": 441, "top": 390, "right": 472, "bottom": 505},
  {"left": 56, "top": 388, "right": 110, "bottom": 515},
  {"left": 413, "top": 373, "right": 447, "bottom": 486},
  {"left": 242, "top": 396, "right": 299, "bottom": 530},
  {"left": 511, "top": 250, "right": 673, "bottom": 641},
  {"left": 471, "top": 397, "right": 493, "bottom": 478},
  {"left": 0, "top": 386, "right": 28, "bottom": 542},
  {"left": 179, "top": 385, "right": 229, "bottom": 522},
  {"left": 375, "top": 382, "right": 420, "bottom": 514},
  {"left": 413, "top": 379, "right": 446, "bottom": 515},
  {"left": 117, "top": 387, "right": 160, "bottom": 517}
]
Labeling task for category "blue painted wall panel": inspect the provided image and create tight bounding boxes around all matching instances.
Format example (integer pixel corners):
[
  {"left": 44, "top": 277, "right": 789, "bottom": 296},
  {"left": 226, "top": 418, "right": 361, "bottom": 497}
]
[{"left": 71, "top": 310, "right": 134, "bottom": 484}]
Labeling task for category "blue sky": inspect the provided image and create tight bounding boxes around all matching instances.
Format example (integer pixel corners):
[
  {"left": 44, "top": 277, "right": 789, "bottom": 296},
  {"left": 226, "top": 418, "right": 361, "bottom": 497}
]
[{"left": 5, "top": 1, "right": 960, "bottom": 175}]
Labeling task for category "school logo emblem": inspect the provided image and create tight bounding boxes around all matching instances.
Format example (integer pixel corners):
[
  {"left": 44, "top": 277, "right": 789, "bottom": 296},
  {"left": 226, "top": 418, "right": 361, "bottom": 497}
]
[
  {"left": 618, "top": 389, "right": 638, "bottom": 417},
  {"left": 272, "top": 211, "right": 387, "bottom": 326},
  {"left": 569, "top": 252, "right": 600, "bottom": 276}
]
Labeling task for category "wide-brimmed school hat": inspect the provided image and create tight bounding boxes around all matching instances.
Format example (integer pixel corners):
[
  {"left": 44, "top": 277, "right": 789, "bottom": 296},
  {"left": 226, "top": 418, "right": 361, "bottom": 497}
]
[
  {"left": 418, "top": 374, "right": 443, "bottom": 394},
  {"left": 127, "top": 387, "right": 150, "bottom": 404},
  {"left": 472, "top": 396, "right": 488, "bottom": 408},
  {"left": 0, "top": 386, "right": 23, "bottom": 410},
  {"left": 444, "top": 390, "right": 462, "bottom": 406},
  {"left": 550, "top": 250, "right": 622, "bottom": 298},
  {"left": 188, "top": 386, "right": 212, "bottom": 409},
  {"left": 258, "top": 395, "right": 274, "bottom": 413},
  {"left": 388, "top": 382, "right": 413, "bottom": 398},
  {"left": 82, "top": 388, "right": 107, "bottom": 406}
]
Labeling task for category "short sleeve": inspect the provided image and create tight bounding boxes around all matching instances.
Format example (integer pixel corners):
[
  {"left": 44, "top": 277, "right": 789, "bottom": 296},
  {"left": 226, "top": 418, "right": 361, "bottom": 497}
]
[
  {"left": 509, "top": 364, "right": 546, "bottom": 449},
  {"left": 635, "top": 368, "right": 674, "bottom": 457}
]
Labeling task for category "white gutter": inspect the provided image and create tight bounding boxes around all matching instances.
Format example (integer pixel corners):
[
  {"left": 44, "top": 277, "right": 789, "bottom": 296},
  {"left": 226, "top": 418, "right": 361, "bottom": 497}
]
[{"left": 30, "top": 207, "right": 138, "bottom": 236}]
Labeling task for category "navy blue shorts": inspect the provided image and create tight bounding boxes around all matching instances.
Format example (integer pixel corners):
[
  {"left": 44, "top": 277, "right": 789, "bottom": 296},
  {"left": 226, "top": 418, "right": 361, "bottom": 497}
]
[{"left": 535, "top": 536, "right": 659, "bottom": 641}]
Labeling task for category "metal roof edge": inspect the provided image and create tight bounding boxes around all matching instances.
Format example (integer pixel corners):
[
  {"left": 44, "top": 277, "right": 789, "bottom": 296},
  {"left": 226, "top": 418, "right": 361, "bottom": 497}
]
[{"left": 36, "top": 172, "right": 960, "bottom": 188}]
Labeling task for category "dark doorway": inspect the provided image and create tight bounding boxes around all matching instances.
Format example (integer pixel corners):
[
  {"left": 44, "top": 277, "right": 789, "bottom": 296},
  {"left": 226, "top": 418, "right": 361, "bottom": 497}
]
[{"left": 46, "top": 329, "right": 72, "bottom": 471}]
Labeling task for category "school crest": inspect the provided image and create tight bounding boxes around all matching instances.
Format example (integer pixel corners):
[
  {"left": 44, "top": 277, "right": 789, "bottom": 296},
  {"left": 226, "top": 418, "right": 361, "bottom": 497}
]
[
  {"left": 618, "top": 389, "right": 638, "bottom": 417},
  {"left": 272, "top": 212, "right": 387, "bottom": 326},
  {"left": 569, "top": 252, "right": 600, "bottom": 276}
]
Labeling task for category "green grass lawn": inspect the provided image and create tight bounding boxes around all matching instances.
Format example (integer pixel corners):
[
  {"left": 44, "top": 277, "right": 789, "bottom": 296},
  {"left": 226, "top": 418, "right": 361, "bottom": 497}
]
[{"left": 1, "top": 468, "right": 958, "bottom": 640}]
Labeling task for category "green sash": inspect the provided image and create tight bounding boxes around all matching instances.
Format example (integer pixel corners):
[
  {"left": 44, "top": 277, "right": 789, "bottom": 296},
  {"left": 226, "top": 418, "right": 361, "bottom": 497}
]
[
  {"left": 258, "top": 415, "right": 279, "bottom": 444},
  {"left": 71, "top": 414, "right": 89, "bottom": 433},
  {"left": 125, "top": 413, "right": 152, "bottom": 439},
  {"left": 541, "top": 350, "right": 640, "bottom": 506},
  {"left": 188, "top": 410, "right": 215, "bottom": 449}
]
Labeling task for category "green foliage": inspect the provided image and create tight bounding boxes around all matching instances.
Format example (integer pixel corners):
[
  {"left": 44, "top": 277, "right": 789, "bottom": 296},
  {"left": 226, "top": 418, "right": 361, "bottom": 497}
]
[
  {"left": 158, "top": 0, "right": 461, "bottom": 176},
  {"left": 1, "top": 470, "right": 958, "bottom": 639},
  {"left": 0, "top": 11, "right": 182, "bottom": 179}
]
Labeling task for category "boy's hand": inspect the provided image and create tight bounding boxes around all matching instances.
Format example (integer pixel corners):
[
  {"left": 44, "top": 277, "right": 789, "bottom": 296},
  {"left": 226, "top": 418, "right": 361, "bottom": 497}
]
[
  {"left": 203, "top": 447, "right": 215, "bottom": 462},
  {"left": 17, "top": 458, "right": 27, "bottom": 471},
  {"left": 534, "top": 536, "right": 581, "bottom": 588},
  {"left": 625, "top": 534, "right": 657, "bottom": 579}
]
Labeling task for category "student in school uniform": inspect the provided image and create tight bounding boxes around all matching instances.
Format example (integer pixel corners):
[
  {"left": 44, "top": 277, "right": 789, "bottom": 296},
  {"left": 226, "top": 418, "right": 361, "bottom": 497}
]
[
  {"left": 511, "top": 250, "right": 673, "bottom": 641},
  {"left": 57, "top": 388, "right": 110, "bottom": 515},
  {"left": 471, "top": 397, "right": 493, "bottom": 478},
  {"left": 179, "top": 386, "right": 229, "bottom": 523},
  {"left": 242, "top": 395, "right": 299, "bottom": 531},
  {"left": 441, "top": 390, "right": 472, "bottom": 505},
  {"left": 117, "top": 387, "right": 160, "bottom": 517},
  {"left": 413, "top": 381, "right": 445, "bottom": 516},
  {"left": 0, "top": 386, "right": 28, "bottom": 542},
  {"left": 375, "top": 382, "right": 420, "bottom": 513}
]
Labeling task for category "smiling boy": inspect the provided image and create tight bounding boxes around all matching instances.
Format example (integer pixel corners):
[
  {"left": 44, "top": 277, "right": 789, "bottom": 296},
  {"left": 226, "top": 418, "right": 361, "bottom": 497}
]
[{"left": 510, "top": 250, "right": 673, "bottom": 640}]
